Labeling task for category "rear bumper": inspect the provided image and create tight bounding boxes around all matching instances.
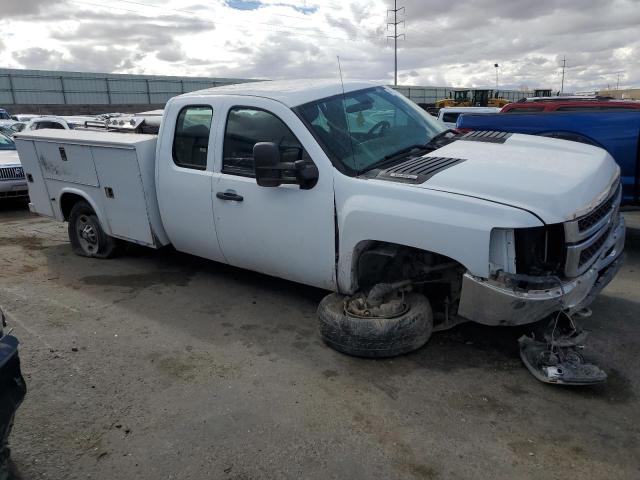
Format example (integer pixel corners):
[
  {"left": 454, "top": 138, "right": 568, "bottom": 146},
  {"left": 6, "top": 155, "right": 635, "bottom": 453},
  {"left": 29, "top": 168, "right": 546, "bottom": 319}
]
[{"left": 458, "top": 215, "right": 625, "bottom": 326}]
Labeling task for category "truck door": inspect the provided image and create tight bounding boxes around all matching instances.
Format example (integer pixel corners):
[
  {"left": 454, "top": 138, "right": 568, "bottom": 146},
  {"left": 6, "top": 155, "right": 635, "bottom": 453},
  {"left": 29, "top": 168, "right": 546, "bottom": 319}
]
[
  {"left": 156, "top": 103, "right": 225, "bottom": 263},
  {"left": 212, "top": 98, "right": 336, "bottom": 290}
]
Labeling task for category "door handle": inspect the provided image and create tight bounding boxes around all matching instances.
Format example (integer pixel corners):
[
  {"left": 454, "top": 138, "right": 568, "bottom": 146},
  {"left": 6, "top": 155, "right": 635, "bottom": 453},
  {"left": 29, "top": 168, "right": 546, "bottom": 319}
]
[{"left": 216, "top": 191, "right": 244, "bottom": 202}]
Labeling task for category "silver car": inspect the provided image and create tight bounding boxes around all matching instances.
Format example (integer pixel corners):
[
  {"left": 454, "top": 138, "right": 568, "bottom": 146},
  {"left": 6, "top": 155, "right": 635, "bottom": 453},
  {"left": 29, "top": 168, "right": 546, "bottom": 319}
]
[{"left": 0, "top": 133, "right": 28, "bottom": 200}]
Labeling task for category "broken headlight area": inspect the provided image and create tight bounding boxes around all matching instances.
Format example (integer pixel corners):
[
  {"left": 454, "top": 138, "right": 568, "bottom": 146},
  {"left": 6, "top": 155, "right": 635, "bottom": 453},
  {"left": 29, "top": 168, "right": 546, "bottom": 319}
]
[{"left": 514, "top": 224, "right": 566, "bottom": 278}]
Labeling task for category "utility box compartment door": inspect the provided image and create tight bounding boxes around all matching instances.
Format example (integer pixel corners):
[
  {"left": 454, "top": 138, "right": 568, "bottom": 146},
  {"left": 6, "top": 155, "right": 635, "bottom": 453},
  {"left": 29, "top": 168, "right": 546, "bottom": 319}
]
[
  {"left": 92, "top": 146, "right": 154, "bottom": 246},
  {"left": 35, "top": 142, "right": 99, "bottom": 186},
  {"left": 14, "top": 139, "right": 55, "bottom": 217}
]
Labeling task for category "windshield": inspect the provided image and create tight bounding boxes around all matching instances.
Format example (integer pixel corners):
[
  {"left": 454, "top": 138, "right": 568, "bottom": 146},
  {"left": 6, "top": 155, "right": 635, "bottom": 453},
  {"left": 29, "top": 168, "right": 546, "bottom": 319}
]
[
  {"left": 295, "top": 86, "right": 446, "bottom": 174},
  {"left": 0, "top": 133, "right": 16, "bottom": 150},
  {"left": 0, "top": 111, "right": 10, "bottom": 120}
]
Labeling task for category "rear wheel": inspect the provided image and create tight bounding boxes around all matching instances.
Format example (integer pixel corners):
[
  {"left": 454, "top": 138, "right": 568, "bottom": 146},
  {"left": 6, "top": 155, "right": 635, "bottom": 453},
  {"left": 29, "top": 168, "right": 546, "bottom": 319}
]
[{"left": 68, "top": 201, "right": 117, "bottom": 258}]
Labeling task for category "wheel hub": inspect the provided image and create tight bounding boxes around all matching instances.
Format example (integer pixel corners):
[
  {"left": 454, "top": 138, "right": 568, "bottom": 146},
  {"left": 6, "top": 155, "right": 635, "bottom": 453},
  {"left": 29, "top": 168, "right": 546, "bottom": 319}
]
[
  {"left": 345, "top": 293, "right": 408, "bottom": 319},
  {"left": 76, "top": 215, "right": 98, "bottom": 253}
]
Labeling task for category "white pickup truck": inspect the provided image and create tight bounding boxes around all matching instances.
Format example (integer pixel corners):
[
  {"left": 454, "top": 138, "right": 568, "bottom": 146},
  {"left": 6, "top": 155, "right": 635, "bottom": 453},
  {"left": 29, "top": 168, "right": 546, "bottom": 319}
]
[{"left": 15, "top": 80, "right": 625, "bottom": 366}]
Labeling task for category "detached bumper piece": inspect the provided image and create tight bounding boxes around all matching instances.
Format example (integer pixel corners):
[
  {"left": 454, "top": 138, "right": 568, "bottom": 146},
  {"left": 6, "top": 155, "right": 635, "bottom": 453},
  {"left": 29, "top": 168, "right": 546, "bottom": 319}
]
[{"left": 518, "top": 316, "right": 606, "bottom": 386}]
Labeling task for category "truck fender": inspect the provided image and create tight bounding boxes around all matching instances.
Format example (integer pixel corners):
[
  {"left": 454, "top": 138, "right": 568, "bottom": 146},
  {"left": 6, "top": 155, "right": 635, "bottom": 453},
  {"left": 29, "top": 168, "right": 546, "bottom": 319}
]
[
  {"left": 335, "top": 189, "right": 543, "bottom": 294},
  {"left": 58, "top": 188, "right": 113, "bottom": 236}
]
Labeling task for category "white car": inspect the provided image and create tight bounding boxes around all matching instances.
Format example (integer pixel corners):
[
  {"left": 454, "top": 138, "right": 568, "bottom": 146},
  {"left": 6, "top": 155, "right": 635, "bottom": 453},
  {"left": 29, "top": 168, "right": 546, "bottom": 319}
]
[
  {"left": 23, "top": 116, "right": 98, "bottom": 132},
  {"left": 23, "top": 117, "right": 73, "bottom": 131},
  {"left": 10, "top": 114, "right": 38, "bottom": 123},
  {"left": 437, "top": 107, "right": 501, "bottom": 128},
  {"left": 0, "top": 133, "right": 28, "bottom": 200},
  {"left": 15, "top": 80, "right": 624, "bottom": 367}
]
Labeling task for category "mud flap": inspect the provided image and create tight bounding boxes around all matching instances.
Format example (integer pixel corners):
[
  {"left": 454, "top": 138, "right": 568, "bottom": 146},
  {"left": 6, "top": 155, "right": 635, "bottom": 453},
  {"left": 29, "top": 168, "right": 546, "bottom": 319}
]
[{"left": 518, "top": 335, "right": 607, "bottom": 385}]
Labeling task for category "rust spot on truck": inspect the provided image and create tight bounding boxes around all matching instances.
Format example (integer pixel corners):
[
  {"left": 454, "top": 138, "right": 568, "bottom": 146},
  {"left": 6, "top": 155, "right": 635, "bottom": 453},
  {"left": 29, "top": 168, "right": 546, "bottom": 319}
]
[{"left": 40, "top": 157, "right": 69, "bottom": 178}]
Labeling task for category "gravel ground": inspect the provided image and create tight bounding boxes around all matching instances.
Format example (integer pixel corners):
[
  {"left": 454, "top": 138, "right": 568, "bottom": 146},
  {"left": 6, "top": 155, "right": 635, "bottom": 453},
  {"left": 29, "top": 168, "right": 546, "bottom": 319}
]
[{"left": 1, "top": 199, "right": 639, "bottom": 480}]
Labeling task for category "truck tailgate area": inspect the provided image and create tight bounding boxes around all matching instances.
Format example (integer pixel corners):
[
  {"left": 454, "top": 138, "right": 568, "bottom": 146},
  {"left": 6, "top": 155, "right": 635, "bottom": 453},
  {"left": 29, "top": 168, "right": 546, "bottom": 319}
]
[{"left": 14, "top": 130, "right": 169, "bottom": 248}]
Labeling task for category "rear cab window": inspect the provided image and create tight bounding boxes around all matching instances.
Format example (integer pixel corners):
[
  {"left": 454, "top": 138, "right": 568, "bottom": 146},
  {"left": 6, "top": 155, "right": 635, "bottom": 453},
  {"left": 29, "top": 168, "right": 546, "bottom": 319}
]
[
  {"left": 442, "top": 112, "right": 461, "bottom": 123},
  {"left": 35, "top": 121, "right": 65, "bottom": 130},
  {"left": 172, "top": 106, "right": 213, "bottom": 170}
]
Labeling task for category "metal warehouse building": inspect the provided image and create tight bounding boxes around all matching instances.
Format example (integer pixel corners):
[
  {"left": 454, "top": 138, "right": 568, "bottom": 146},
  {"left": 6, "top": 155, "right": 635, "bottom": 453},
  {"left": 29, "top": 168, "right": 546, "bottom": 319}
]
[
  {"left": 0, "top": 68, "right": 532, "bottom": 115},
  {"left": 0, "top": 68, "right": 257, "bottom": 115}
]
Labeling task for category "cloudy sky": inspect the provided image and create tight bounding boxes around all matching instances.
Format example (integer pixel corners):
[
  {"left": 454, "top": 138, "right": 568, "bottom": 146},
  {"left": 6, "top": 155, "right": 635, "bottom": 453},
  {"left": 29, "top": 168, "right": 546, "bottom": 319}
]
[{"left": 2, "top": 0, "right": 639, "bottom": 91}]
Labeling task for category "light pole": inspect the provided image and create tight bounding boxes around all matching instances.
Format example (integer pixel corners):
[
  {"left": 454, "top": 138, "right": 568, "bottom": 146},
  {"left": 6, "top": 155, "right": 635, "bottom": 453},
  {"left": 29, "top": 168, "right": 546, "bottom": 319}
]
[{"left": 494, "top": 63, "right": 499, "bottom": 90}]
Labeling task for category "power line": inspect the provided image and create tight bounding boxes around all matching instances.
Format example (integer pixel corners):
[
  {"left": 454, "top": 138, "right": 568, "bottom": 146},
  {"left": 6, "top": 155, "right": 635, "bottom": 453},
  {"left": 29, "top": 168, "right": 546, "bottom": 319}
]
[{"left": 387, "top": 0, "right": 405, "bottom": 86}]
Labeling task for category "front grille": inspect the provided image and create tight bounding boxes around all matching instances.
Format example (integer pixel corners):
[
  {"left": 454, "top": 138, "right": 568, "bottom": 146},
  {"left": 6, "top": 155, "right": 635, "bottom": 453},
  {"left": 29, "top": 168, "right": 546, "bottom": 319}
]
[
  {"left": 564, "top": 183, "right": 621, "bottom": 277},
  {"left": 577, "top": 184, "right": 620, "bottom": 232},
  {"left": 578, "top": 226, "right": 611, "bottom": 267},
  {"left": 378, "top": 156, "right": 466, "bottom": 184},
  {"left": 0, "top": 166, "right": 25, "bottom": 181}
]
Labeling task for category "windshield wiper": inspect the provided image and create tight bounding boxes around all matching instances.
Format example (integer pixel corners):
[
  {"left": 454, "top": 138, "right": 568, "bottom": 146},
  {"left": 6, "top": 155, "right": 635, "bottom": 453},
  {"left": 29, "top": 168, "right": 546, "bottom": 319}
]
[
  {"left": 363, "top": 130, "right": 458, "bottom": 173},
  {"left": 384, "top": 144, "right": 430, "bottom": 161},
  {"left": 424, "top": 129, "right": 457, "bottom": 147}
]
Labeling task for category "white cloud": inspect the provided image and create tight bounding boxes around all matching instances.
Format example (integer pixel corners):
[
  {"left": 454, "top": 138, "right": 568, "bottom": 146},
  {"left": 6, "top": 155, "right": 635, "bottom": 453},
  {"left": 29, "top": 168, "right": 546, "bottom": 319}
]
[{"left": 1, "top": 0, "right": 638, "bottom": 91}]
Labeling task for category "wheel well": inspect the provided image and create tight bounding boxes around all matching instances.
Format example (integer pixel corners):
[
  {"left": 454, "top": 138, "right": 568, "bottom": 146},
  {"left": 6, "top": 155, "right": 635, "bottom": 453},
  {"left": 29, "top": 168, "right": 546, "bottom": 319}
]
[
  {"left": 353, "top": 241, "right": 465, "bottom": 315},
  {"left": 60, "top": 193, "right": 87, "bottom": 221}
]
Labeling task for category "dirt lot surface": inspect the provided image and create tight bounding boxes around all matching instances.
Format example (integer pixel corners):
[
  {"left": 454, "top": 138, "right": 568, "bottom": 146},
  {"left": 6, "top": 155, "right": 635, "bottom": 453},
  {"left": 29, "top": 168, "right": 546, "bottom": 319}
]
[{"left": 1, "top": 200, "right": 639, "bottom": 480}]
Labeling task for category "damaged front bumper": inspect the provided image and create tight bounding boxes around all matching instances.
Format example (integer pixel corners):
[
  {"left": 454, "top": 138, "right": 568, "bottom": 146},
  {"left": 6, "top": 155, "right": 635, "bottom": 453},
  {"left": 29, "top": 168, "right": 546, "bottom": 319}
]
[{"left": 458, "top": 215, "right": 625, "bottom": 326}]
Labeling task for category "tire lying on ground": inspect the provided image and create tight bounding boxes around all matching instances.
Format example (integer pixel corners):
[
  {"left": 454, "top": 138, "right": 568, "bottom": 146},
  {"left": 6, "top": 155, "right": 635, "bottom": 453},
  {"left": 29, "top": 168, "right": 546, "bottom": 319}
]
[
  {"left": 317, "top": 292, "right": 433, "bottom": 358},
  {"left": 68, "top": 200, "right": 118, "bottom": 259}
]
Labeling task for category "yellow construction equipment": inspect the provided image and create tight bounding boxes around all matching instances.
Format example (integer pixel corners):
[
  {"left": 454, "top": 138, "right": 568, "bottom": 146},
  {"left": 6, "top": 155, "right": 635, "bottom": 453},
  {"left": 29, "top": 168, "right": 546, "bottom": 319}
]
[
  {"left": 435, "top": 90, "right": 472, "bottom": 109},
  {"left": 436, "top": 89, "right": 509, "bottom": 109}
]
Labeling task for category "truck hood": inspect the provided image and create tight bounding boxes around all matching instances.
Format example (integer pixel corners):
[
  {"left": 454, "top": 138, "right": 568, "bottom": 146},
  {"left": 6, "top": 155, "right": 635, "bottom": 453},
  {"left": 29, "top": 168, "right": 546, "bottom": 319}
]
[
  {"left": 416, "top": 133, "right": 619, "bottom": 224},
  {"left": 0, "top": 150, "right": 21, "bottom": 167}
]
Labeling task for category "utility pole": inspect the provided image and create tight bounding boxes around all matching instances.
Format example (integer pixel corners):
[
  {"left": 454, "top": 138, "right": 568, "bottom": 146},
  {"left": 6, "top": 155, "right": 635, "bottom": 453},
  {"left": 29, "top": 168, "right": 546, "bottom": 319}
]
[
  {"left": 611, "top": 71, "right": 624, "bottom": 98},
  {"left": 387, "top": 1, "right": 405, "bottom": 86},
  {"left": 494, "top": 63, "right": 499, "bottom": 90},
  {"left": 560, "top": 56, "right": 567, "bottom": 94}
]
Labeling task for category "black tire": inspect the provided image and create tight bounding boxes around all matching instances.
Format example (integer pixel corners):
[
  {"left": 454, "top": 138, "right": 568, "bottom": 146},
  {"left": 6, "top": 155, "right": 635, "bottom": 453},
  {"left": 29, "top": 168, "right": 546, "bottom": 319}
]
[
  {"left": 317, "top": 292, "right": 433, "bottom": 358},
  {"left": 68, "top": 201, "right": 117, "bottom": 258}
]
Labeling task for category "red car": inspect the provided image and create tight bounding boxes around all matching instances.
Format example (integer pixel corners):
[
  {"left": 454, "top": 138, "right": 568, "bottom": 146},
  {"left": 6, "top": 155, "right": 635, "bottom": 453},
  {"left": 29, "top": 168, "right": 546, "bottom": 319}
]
[{"left": 501, "top": 98, "right": 640, "bottom": 113}]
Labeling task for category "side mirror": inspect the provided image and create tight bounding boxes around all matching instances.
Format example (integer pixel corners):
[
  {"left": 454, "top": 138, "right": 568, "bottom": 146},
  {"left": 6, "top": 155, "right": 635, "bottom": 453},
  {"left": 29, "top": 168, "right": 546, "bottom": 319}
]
[
  {"left": 254, "top": 142, "right": 282, "bottom": 187},
  {"left": 253, "top": 142, "right": 319, "bottom": 189}
]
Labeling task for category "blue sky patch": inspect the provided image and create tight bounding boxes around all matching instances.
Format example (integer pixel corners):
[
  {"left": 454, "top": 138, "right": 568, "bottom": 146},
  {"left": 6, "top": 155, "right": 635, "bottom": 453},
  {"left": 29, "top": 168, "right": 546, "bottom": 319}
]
[
  {"left": 226, "top": 0, "right": 262, "bottom": 10},
  {"left": 226, "top": 1, "right": 318, "bottom": 14}
]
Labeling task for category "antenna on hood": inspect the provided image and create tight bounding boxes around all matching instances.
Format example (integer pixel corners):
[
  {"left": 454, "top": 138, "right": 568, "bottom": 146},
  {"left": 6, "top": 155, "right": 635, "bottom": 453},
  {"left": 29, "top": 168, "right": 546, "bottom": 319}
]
[{"left": 337, "top": 55, "right": 358, "bottom": 172}]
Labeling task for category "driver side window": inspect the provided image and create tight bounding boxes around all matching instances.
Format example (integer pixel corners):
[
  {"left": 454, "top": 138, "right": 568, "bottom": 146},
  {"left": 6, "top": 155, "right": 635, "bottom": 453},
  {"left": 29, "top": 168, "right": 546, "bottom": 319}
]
[{"left": 222, "top": 107, "right": 310, "bottom": 178}]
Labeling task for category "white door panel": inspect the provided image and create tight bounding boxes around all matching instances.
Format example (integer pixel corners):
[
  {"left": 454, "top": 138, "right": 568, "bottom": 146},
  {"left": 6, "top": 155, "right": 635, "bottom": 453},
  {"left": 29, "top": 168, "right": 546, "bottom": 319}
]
[
  {"left": 212, "top": 98, "right": 336, "bottom": 290},
  {"left": 156, "top": 101, "right": 226, "bottom": 263}
]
